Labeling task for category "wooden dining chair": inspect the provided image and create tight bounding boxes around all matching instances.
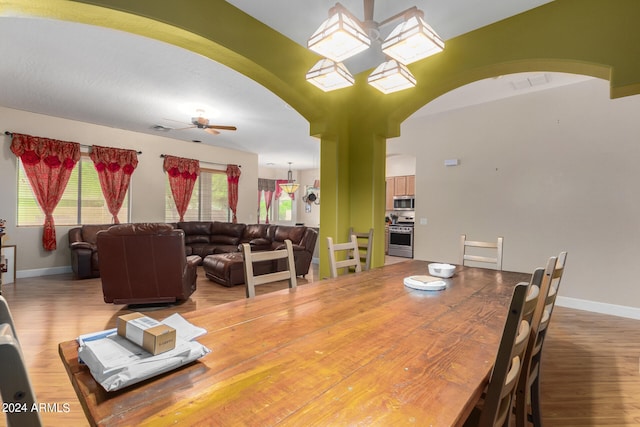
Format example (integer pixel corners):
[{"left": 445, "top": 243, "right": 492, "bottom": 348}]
[
  {"left": 0, "top": 296, "right": 42, "bottom": 427},
  {"left": 515, "top": 252, "right": 567, "bottom": 427},
  {"left": 327, "top": 235, "right": 363, "bottom": 278},
  {"left": 466, "top": 268, "right": 543, "bottom": 427},
  {"left": 349, "top": 227, "right": 374, "bottom": 271},
  {"left": 241, "top": 239, "right": 297, "bottom": 298},
  {"left": 460, "top": 234, "right": 504, "bottom": 270}
]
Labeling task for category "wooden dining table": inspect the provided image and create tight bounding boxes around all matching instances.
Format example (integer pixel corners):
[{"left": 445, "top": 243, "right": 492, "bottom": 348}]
[{"left": 58, "top": 260, "right": 531, "bottom": 427}]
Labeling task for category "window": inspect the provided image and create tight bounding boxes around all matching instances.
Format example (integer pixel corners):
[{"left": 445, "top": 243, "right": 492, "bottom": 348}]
[
  {"left": 165, "top": 168, "right": 230, "bottom": 222},
  {"left": 17, "top": 154, "right": 130, "bottom": 226},
  {"left": 276, "top": 192, "right": 293, "bottom": 222}
]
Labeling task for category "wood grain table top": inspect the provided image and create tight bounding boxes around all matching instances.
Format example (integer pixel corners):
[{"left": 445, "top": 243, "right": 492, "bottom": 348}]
[{"left": 59, "top": 260, "right": 531, "bottom": 427}]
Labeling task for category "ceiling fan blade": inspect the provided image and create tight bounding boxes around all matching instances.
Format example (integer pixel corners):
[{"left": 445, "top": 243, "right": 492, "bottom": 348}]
[
  {"left": 173, "top": 125, "right": 197, "bottom": 131},
  {"left": 206, "top": 125, "right": 237, "bottom": 131},
  {"left": 163, "top": 118, "right": 190, "bottom": 125},
  {"left": 204, "top": 128, "right": 220, "bottom": 135}
]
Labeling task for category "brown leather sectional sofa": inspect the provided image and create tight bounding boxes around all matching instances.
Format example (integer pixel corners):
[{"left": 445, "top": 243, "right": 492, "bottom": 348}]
[{"left": 69, "top": 221, "right": 318, "bottom": 279}]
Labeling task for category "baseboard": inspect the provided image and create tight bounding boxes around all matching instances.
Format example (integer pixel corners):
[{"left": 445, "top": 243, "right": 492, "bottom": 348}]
[
  {"left": 556, "top": 296, "right": 640, "bottom": 320},
  {"left": 16, "top": 265, "right": 72, "bottom": 279}
]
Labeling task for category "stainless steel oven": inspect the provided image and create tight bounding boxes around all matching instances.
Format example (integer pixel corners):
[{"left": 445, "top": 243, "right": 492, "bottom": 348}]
[{"left": 388, "top": 224, "right": 414, "bottom": 258}]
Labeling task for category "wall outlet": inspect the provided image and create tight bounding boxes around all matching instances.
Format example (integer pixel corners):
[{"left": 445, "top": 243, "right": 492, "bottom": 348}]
[{"left": 420, "top": 218, "right": 427, "bottom": 225}]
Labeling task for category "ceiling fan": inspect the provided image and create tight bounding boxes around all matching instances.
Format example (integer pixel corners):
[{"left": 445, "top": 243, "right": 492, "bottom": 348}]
[{"left": 168, "top": 109, "right": 237, "bottom": 135}]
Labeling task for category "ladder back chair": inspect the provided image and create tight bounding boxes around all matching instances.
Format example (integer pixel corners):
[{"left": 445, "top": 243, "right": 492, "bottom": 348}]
[
  {"left": 327, "top": 235, "right": 362, "bottom": 278},
  {"left": 0, "top": 296, "right": 42, "bottom": 427},
  {"left": 460, "top": 234, "right": 504, "bottom": 270},
  {"left": 349, "top": 227, "right": 374, "bottom": 271},
  {"left": 466, "top": 267, "right": 543, "bottom": 427},
  {"left": 515, "top": 251, "right": 567, "bottom": 427},
  {"left": 241, "top": 240, "right": 297, "bottom": 298}
]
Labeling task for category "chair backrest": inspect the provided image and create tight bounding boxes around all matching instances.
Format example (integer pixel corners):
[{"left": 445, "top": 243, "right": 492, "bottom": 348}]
[
  {"left": 478, "top": 268, "right": 543, "bottom": 427},
  {"left": 96, "top": 223, "right": 197, "bottom": 304},
  {"left": 242, "top": 239, "right": 297, "bottom": 298},
  {"left": 327, "top": 235, "right": 363, "bottom": 278},
  {"left": 460, "top": 234, "right": 504, "bottom": 270},
  {"left": 0, "top": 296, "right": 42, "bottom": 427},
  {"left": 515, "top": 252, "right": 567, "bottom": 427},
  {"left": 349, "top": 227, "right": 374, "bottom": 271}
]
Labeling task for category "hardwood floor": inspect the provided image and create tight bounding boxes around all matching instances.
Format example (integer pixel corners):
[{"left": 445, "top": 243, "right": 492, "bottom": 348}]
[{"left": 2, "top": 264, "right": 640, "bottom": 426}]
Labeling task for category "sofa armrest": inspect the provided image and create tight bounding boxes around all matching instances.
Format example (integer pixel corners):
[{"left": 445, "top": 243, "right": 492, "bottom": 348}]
[
  {"left": 70, "top": 241, "right": 94, "bottom": 251},
  {"left": 186, "top": 255, "right": 202, "bottom": 267}
]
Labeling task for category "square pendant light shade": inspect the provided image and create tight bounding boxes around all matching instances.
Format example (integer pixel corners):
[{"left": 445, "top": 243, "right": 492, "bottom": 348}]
[
  {"left": 306, "top": 58, "right": 354, "bottom": 91},
  {"left": 368, "top": 60, "right": 417, "bottom": 94},
  {"left": 382, "top": 15, "right": 445, "bottom": 65},
  {"left": 307, "top": 5, "right": 371, "bottom": 62}
]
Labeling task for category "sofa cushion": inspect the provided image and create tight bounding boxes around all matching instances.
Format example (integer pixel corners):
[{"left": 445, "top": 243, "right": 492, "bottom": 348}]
[
  {"left": 177, "top": 221, "right": 211, "bottom": 244},
  {"left": 270, "top": 225, "right": 306, "bottom": 245},
  {"left": 243, "top": 224, "right": 269, "bottom": 240},
  {"left": 81, "top": 224, "right": 112, "bottom": 245},
  {"left": 211, "top": 221, "right": 245, "bottom": 238},
  {"left": 209, "top": 234, "right": 241, "bottom": 245}
]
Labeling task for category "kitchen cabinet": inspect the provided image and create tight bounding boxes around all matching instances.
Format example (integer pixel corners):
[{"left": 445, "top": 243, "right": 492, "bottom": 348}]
[
  {"left": 386, "top": 175, "right": 416, "bottom": 210},
  {"left": 385, "top": 177, "right": 395, "bottom": 210}
]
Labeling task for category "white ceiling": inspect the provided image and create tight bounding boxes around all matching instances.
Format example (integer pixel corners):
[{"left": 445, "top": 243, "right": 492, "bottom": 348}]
[{"left": 0, "top": 1, "right": 591, "bottom": 170}]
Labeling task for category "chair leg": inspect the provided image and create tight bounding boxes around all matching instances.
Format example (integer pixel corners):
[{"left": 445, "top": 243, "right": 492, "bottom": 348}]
[
  {"left": 530, "top": 375, "right": 543, "bottom": 427},
  {"left": 515, "top": 383, "right": 528, "bottom": 427}
]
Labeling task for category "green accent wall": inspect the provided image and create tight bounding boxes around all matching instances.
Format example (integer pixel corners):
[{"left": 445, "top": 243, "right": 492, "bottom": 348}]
[{"left": 4, "top": 0, "right": 640, "bottom": 277}]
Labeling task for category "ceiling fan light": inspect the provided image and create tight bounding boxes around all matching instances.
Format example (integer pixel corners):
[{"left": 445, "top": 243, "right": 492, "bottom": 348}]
[
  {"left": 382, "top": 15, "right": 445, "bottom": 65},
  {"left": 307, "top": 4, "right": 371, "bottom": 62},
  {"left": 368, "top": 59, "right": 417, "bottom": 94},
  {"left": 306, "top": 58, "right": 354, "bottom": 91}
]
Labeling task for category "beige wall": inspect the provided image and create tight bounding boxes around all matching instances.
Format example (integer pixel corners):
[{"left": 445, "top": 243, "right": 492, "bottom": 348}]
[
  {"left": 0, "top": 106, "right": 258, "bottom": 273},
  {"left": 389, "top": 78, "right": 640, "bottom": 310}
]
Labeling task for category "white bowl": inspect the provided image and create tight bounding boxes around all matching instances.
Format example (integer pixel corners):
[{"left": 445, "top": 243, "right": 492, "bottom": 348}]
[{"left": 428, "top": 263, "right": 456, "bottom": 278}]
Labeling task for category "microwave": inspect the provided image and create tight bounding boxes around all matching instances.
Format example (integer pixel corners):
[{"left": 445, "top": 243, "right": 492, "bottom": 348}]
[{"left": 393, "top": 196, "right": 415, "bottom": 211}]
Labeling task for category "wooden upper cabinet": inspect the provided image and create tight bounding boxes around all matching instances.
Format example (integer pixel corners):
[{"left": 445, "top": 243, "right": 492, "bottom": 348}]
[
  {"left": 406, "top": 175, "right": 415, "bottom": 196},
  {"left": 394, "top": 176, "right": 407, "bottom": 196},
  {"left": 385, "top": 177, "right": 395, "bottom": 210},
  {"left": 385, "top": 175, "right": 416, "bottom": 208}
]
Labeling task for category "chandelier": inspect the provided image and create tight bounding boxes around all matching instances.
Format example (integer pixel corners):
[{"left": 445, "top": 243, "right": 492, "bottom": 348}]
[
  {"left": 305, "top": 1, "right": 445, "bottom": 94},
  {"left": 279, "top": 162, "right": 300, "bottom": 195}
]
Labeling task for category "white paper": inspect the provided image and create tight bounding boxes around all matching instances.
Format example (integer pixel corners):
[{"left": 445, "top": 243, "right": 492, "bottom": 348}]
[{"left": 76, "top": 313, "right": 210, "bottom": 391}]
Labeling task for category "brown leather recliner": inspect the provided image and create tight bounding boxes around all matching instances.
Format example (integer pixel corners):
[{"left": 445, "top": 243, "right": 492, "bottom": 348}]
[{"left": 96, "top": 223, "right": 201, "bottom": 305}]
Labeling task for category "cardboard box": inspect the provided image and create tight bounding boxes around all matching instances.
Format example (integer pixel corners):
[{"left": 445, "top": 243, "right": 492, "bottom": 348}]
[{"left": 117, "top": 313, "right": 176, "bottom": 355}]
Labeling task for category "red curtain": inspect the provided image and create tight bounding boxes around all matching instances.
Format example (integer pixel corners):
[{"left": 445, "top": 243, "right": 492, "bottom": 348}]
[
  {"left": 10, "top": 133, "right": 80, "bottom": 250},
  {"left": 226, "top": 164, "right": 241, "bottom": 223},
  {"left": 258, "top": 178, "right": 275, "bottom": 224},
  {"left": 89, "top": 145, "right": 138, "bottom": 224},
  {"left": 163, "top": 155, "right": 199, "bottom": 222},
  {"left": 264, "top": 190, "right": 274, "bottom": 224}
]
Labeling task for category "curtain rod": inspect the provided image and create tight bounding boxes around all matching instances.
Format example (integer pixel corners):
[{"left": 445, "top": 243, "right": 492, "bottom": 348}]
[
  {"left": 160, "top": 153, "right": 241, "bottom": 168},
  {"left": 4, "top": 131, "right": 142, "bottom": 154}
]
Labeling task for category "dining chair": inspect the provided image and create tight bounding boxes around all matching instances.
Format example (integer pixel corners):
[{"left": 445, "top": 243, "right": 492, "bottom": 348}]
[
  {"left": 0, "top": 296, "right": 42, "bottom": 427},
  {"left": 515, "top": 252, "right": 568, "bottom": 427},
  {"left": 460, "top": 234, "right": 504, "bottom": 270},
  {"left": 241, "top": 239, "right": 297, "bottom": 298},
  {"left": 327, "top": 235, "right": 362, "bottom": 278},
  {"left": 349, "top": 227, "right": 374, "bottom": 271},
  {"left": 465, "top": 267, "right": 543, "bottom": 427}
]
